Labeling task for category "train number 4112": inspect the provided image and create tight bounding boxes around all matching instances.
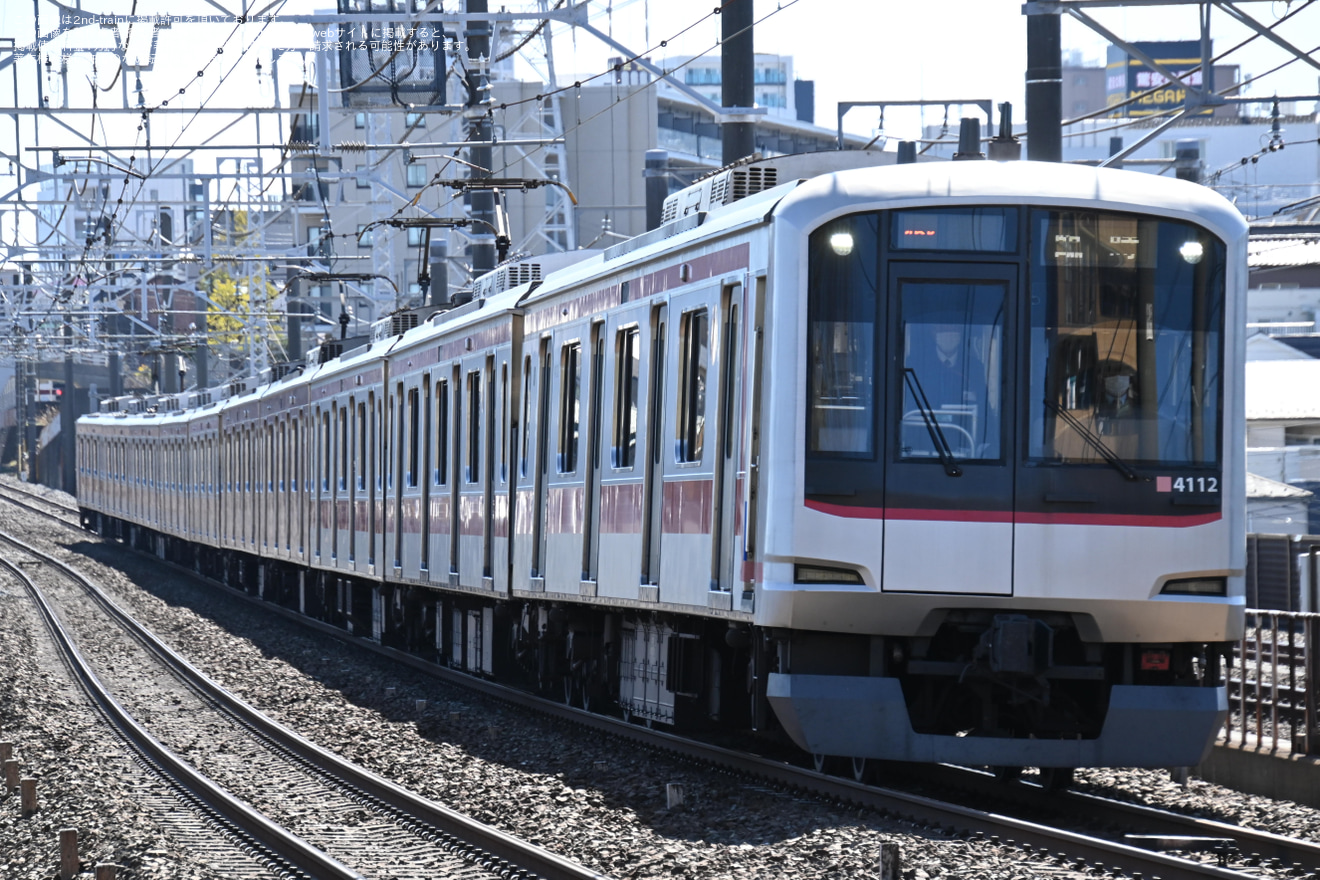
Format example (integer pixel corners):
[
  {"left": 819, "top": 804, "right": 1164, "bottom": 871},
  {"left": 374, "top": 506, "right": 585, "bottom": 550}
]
[{"left": 1156, "top": 476, "right": 1219, "bottom": 493}]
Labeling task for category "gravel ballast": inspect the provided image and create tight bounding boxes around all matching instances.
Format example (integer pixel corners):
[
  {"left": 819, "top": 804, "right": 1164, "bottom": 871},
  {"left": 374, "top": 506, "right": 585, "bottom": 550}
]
[{"left": 3, "top": 480, "right": 1320, "bottom": 879}]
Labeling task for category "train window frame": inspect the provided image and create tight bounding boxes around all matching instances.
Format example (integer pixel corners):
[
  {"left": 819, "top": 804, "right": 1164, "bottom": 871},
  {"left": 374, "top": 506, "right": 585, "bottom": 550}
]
[
  {"left": 279, "top": 422, "right": 287, "bottom": 492},
  {"left": 388, "top": 389, "right": 399, "bottom": 490},
  {"left": 805, "top": 213, "right": 879, "bottom": 463},
  {"left": 290, "top": 420, "right": 299, "bottom": 492},
  {"left": 338, "top": 405, "right": 349, "bottom": 492},
  {"left": 558, "top": 341, "right": 581, "bottom": 474},
  {"left": 435, "top": 379, "right": 449, "bottom": 486},
  {"left": 612, "top": 325, "right": 640, "bottom": 470},
  {"left": 357, "top": 400, "right": 367, "bottom": 491},
  {"left": 1025, "top": 207, "right": 1226, "bottom": 469},
  {"left": 422, "top": 377, "right": 433, "bottom": 489},
  {"left": 723, "top": 303, "right": 739, "bottom": 460},
  {"left": 466, "top": 369, "right": 482, "bottom": 484},
  {"left": 321, "top": 410, "right": 331, "bottom": 492},
  {"left": 499, "top": 361, "right": 509, "bottom": 484},
  {"left": 407, "top": 385, "right": 421, "bottom": 488},
  {"left": 519, "top": 355, "right": 533, "bottom": 479},
  {"left": 370, "top": 394, "right": 380, "bottom": 492},
  {"left": 676, "top": 308, "right": 709, "bottom": 465},
  {"left": 894, "top": 271, "right": 1010, "bottom": 464}
]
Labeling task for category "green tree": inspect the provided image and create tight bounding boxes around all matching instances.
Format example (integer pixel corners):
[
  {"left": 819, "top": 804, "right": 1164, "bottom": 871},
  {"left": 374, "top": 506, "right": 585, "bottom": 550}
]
[{"left": 203, "top": 209, "right": 286, "bottom": 367}]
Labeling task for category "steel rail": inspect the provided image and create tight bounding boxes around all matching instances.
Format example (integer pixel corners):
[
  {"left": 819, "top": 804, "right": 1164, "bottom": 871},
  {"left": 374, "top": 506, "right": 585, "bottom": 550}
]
[
  {"left": 1, "top": 486, "right": 1299, "bottom": 879},
  {"left": 0, "top": 522, "right": 611, "bottom": 880},
  {"left": 912, "top": 762, "right": 1320, "bottom": 874},
  {"left": 0, "top": 550, "right": 361, "bottom": 880},
  {"left": 188, "top": 568, "right": 1266, "bottom": 880}
]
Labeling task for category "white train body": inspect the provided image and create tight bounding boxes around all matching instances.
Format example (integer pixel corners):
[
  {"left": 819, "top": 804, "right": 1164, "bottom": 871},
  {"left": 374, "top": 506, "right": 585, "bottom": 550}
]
[{"left": 78, "top": 158, "right": 1246, "bottom": 769}]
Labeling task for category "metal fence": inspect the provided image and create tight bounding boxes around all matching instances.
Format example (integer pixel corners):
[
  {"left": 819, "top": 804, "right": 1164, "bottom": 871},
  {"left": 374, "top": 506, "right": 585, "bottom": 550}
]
[
  {"left": 1224, "top": 609, "right": 1320, "bottom": 755},
  {"left": 1223, "top": 534, "right": 1320, "bottom": 754},
  {"left": 1246, "top": 533, "right": 1320, "bottom": 613}
]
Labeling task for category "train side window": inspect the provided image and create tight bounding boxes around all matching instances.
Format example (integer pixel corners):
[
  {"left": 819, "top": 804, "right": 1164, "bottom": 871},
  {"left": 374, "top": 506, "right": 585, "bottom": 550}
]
[
  {"left": 499, "top": 362, "right": 509, "bottom": 483},
  {"left": 723, "top": 304, "right": 739, "bottom": 460},
  {"left": 519, "top": 356, "right": 532, "bottom": 479},
  {"left": 339, "top": 406, "right": 348, "bottom": 491},
  {"left": 407, "top": 386, "right": 420, "bottom": 488},
  {"left": 613, "top": 326, "right": 639, "bottom": 468},
  {"left": 357, "top": 401, "right": 367, "bottom": 490},
  {"left": 388, "top": 390, "right": 400, "bottom": 490},
  {"left": 677, "top": 309, "right": 709, "bottom": 463},
  {"left": 322, "top": 411, "right": 331, "bottom": 491},
  {"left": 435, "top": 380, "right": 449, "bottom": 485},
  {"left": 422, "top": 378, "right": 432, "bottom": 487},
  {"left": 466, "top": 370, "right": 482, "bottom": 483},
  {"left": 558, "top": 342, "right": 581, "bottom": 473},
  {"left": 369, "top": 394, "right": 378, "bottom": 492}
]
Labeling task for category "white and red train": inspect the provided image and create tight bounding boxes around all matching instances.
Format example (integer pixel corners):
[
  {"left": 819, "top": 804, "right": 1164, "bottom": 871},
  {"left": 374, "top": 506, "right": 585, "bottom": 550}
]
[{"left": 78, "top": 155, "right": 1247, "bottom": 775}]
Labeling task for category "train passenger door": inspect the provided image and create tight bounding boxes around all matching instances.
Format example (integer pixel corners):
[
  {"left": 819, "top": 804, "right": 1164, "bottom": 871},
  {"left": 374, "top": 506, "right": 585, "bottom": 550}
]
[
  {"left": 640, "top": 303, "right": 667, "bottom": 589},
  {"left": 390, "top": 383, "right": 404, "bottom": 570},
  {"left": 582, "top": 322, "right": 605, "bottom": 583},
  {"left": 531, "top": 340, "right": 551, "bottom": 579},
  {"left": 420, "top": 376, "right": 432, "bottom": 574},
  {"left": 882, "top": 262, "right": 1017, "bottom": 595},
  {"left": 481, "top": 355, "right": 496, "bottom": 584},
  {"left": 368, "top": 393, "right": 378, "bottom": 567},
  {"left": 348, "top": 398, "right": 358, "bottom": 562},
  {"left": 449, "top": 364, "right": 463, "bottom": 577},
  {"left": 711, "top": 283, "right": 743, "bottom": 594}
]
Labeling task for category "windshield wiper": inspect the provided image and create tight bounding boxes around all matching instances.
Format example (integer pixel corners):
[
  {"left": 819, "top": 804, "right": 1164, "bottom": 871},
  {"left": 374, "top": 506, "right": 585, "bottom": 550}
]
[
  {"left": 1043, "top": 399, "right": 1146, "bottom": 482},
  {"left": 903, "top": 368, "right": 962, "bottom": 477}
]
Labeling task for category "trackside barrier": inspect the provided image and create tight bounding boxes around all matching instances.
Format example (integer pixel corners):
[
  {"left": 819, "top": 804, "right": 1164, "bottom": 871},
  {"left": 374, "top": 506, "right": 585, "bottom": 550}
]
[{"left": 1224, "top": 609, "right": 1320, "bottom": 755}]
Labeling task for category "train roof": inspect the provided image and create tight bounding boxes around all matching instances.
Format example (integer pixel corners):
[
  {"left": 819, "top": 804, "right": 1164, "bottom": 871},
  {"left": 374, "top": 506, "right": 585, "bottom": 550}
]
[
  {"left": 518, "top": 182, "right": 791, "bottom": 309},
  {"left": 773, "top": 159, "right": 1249, "bottom": 244}
]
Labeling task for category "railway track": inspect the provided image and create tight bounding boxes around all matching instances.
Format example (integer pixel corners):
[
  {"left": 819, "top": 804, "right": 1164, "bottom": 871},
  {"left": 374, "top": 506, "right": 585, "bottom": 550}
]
[
  {"left": 4, "top": 482, "right": 1320, "bottom": 878},
  {"left": 0, "top": 480, "right": 83, "bottom": 526},
  {"left": 0, "top": 521, "right": 607, "bottom": 880},
  {"left": 153, "top": 559, "right": 1320, "bottom": 880},
  {"left": 910, "top": 763, "right": 1320, "bottom": 877}
]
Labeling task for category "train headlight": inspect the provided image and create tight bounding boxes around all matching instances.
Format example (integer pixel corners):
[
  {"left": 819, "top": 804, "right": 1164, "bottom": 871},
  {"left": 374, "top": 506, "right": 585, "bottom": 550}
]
[
  {"left": 1159, "top": 576, "right": 1226, "bottom": 596},
  {"left": 828, "top": 232, "right": 855, "bottom": 256},
  {"left": 1179, "top": 241, "right": 1204, "bottom": 264},
  {"left": 794, "top": 564, "right": 866, "bottom": 586}
]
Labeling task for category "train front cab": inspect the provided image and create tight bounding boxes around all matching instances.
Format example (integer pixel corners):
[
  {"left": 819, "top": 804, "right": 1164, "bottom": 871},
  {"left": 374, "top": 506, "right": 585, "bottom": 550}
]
[{"left": 760, "top": 163, "right": 1247, "bottom": 770}]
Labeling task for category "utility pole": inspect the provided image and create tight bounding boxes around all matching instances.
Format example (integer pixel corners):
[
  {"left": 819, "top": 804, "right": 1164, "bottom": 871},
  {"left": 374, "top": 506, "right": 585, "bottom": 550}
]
[
  {"left": 467, "top": 0, "right": 496, "bottom": 278},
  {"left": 721, "top": 0, "right": 755, "bottom": 166},
  {"left": 24, "top": 360, "right": 37, "bottom": 484},
  {"left": 1025, "top": 11, "right": 1062, "bottom": 162},
  {"left": 644, "top": 149, "right": 668, "bottom": 231},
  {"left": 61, "top": 316, "right": 75, "bottom": 494}
]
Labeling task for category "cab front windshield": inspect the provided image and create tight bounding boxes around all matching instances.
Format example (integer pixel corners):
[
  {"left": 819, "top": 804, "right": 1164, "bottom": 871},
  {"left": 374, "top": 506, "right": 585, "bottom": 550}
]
[{"left": 1028, "top": 209, "right": 1224, "bottom": 467}]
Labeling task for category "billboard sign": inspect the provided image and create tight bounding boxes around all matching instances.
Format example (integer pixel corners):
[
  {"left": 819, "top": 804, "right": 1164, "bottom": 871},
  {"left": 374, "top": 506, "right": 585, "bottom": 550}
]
[{"left": 1106, "top": 41, "right": 1212, "bottom": 117}]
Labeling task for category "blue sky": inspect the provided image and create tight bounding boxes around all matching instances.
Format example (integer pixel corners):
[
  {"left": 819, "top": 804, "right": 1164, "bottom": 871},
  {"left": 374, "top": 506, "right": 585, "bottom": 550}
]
[
  {"left": 552, "top": 0, "right": 1320, "bottom": 137},
  {"left": 1, "top": 0, "right": 1316, "bottom": 165}
]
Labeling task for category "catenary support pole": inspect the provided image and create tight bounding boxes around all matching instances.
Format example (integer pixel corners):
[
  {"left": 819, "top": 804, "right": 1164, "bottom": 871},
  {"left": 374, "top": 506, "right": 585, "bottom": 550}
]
[
  {"left": 1026, "top": 12, "right": 1062, "bottom": 162},
  {"left": 721, "top": 0, "right": 755, "bottom": 166}
]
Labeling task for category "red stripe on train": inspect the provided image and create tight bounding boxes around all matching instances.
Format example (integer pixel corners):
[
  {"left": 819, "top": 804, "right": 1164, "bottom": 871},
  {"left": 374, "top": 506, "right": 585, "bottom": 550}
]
[{"left": 805, "top": 499, "right": 1220, "bottom": 528}]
